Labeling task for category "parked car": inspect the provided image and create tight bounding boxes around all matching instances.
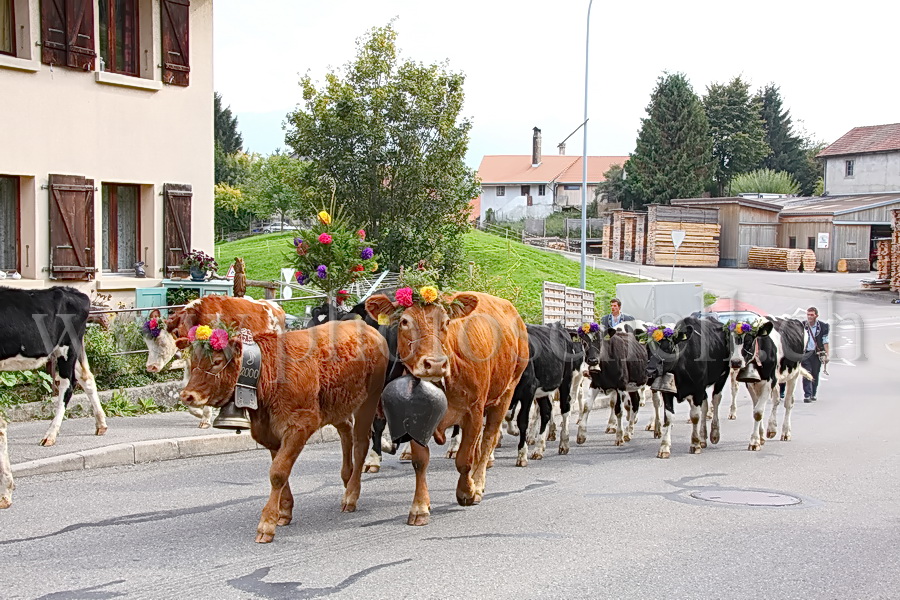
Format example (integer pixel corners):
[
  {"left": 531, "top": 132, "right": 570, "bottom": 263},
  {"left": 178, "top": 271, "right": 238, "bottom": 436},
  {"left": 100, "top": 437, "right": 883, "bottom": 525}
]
[{"left": 260, "top": 222, "right": 290, "bottom": 233}]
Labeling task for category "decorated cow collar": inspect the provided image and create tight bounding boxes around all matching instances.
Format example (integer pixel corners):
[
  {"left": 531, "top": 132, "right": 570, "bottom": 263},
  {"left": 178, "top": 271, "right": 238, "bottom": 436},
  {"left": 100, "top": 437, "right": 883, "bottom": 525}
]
[{"left": 234, "top": 329, "right": 261, "bottom": 410}]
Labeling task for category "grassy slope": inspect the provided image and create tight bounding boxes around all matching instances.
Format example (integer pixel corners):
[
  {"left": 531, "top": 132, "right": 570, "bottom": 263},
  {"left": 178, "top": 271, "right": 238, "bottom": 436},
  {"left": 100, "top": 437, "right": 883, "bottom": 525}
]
[{"left": 214, "top": 230, "right": 640, "bottom": 321}]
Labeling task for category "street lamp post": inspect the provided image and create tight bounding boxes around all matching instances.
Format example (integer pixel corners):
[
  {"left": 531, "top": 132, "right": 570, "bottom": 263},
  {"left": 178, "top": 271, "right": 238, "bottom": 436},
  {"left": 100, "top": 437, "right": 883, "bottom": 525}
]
[{"left": 580, "top": 0, "right": 594, "bottom": 290}]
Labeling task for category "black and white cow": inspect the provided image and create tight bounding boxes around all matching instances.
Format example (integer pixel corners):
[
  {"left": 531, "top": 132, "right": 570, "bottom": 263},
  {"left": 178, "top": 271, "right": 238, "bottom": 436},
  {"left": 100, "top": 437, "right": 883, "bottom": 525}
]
[
  {"left": 726, "top": 316, "right": 809, "bottom": 449},
  {"left": 581, "top": 327, "right": 648, "bottom": 447},
  {"left": 0, "top": 286, "right": 108, "bottom": 507},
  {"left": 506, "top": 322, "right": 584, "bottom": 466},
  {"left": 646, "top": 316, "right": 730, "bottom": 458}
]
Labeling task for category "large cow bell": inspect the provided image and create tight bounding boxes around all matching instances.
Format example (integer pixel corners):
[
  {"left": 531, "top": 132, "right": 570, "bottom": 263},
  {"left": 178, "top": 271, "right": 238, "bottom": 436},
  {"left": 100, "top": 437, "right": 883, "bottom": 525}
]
[
  {"left": 736, "top": 363, "right": 762, "bottom": 383},
  {"left": 650, "top": 373, "right": 677, "bottom": 394},
  {"left": 212, "top": 399, "right": 251, "bottom": 431},
  {"left": 381, "top": 375, "right": 448, "bottom": 447}
]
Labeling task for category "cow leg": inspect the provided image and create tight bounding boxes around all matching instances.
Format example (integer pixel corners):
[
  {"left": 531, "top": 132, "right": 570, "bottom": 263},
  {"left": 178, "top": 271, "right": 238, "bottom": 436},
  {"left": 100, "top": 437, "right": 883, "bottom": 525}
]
[
  {"left": 472, "top": 399, "right": 509, "bottom": 503},
  {"left": 408, "top": 441, "right": 431, "bottom": 526},
  {"left": 445, "top": 426, "right": 461, "bottom": 459},
  {"left": 578, "top": 387, "right": 598, "bottom": 445},
  {"left": 526, "top": 399, "right": 540, "bottom": 445},
  {"left": 728, "top": 369, "right": 739, "bottom": 420},
  {"left": 710, "top": 390, "right": 723, "bottom": 445},
  {"left": 344, "top": 392, "right": 380, "bottom": 513},
  {"left": 689, "top": 395, "right": 704, "bottom": 454},
  {"left": 529, "top": 396, "right": 552, "bottom": 462},
  {"left": 0, "top": 416, "right": 12, "bottom": 509},
  {"left": 268, "top": 449, "right": 294, "bottom": 526},
  {"left": 76, "top": 353, "right": 108, "bottom": 437},
  {"left": 658, "top": 393, "right": 675, "bottom": 459},
  {"left": 780, "top": 374, "right": 797, "bottom": 441},
  {"left": 41, "top": 366, "right": 73, "bottom": 447},
  {"left": 626, "top": 390, "right": 640, "bottom": 442},
  {"left": 455, "top": 411, "right": 483, "bottom": 507},
  {"left": 364, "top": 417, "right": 385, "bottom": 474},
  {"left": 516, "top": 395, "right": 532, "bottom": 466},
  {"left": 506, "top": 398, "right": 520, "bottom": 438},
  {"left": 614, "top": 392, "right": 626, "bottom": 446},
  {"left": 558, "top": 388, "right": 573, "bottom": 455},
  {"left": 335, "top": 421, "right": 355, "bottom": 488},
  {"left": 400, "top": 442, "right": 412, "bottom": 461},
  {"left": 766, "top": 381, "right": 782, "bottom": 440},
  {"left": 747, "top": 382, "right": 767, "bottom": 451},
  {"left": 257, "top": 427, "right": 315, "bottom": 543},
  {"left": 606, "top": 391, "right": 618, "bottom": 434}
]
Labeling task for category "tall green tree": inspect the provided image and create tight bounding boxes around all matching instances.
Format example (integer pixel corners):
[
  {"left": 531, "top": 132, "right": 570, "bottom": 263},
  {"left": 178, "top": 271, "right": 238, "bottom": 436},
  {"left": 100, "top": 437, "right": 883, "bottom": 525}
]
[
  {"left": 214, "top": 92, "right": 245, "bottom": 186},
  {"left": 626, "top": 73, "right": 712, "bottom": 209},
  {"left": 756, "top": 84, "right": 805, "bottom": 174},
  {"left": 796, "top": 139, "right": 826, "bottom": 196},
  {"left": 284, "top": 23, "right": 479, "bottom": 275},
  {"left": 703, "top": 76, "right": 770, "bottom": 196},
  {"left": 596, "top": 163, "right": 630, "bottom": 209},
  {"left": 244, "top": 153, "right": 320, "bottom": 227}
]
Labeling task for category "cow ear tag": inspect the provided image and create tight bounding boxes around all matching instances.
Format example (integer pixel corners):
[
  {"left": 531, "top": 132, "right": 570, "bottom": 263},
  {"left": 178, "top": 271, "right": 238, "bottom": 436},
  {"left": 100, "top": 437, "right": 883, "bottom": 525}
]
[{"left": 234, "top": 328, "right": 261, "bottom": 410}]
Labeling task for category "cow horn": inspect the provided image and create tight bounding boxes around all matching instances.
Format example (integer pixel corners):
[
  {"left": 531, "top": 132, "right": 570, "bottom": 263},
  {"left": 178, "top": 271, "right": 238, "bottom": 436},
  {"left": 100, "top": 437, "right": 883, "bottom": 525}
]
[
  {"left": 736, "top": 364, "right": 762, "bottom": 383},
  {"left": 212, "top": 401, "right": 251, "bottom": 431}
]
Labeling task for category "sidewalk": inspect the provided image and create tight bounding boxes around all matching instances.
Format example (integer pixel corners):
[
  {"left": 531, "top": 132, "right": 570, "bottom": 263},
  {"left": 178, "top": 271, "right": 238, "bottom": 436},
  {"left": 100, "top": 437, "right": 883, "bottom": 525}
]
[{"left": 7, "top": 412, "right": 339, "bottom": 478}]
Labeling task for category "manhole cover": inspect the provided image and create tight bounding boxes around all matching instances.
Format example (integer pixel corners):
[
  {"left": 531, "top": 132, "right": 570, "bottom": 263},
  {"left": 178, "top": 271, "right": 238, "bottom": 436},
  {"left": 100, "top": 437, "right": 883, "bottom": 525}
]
[{"left": 690, "top": 490, "right": 801, "bottom": 507}]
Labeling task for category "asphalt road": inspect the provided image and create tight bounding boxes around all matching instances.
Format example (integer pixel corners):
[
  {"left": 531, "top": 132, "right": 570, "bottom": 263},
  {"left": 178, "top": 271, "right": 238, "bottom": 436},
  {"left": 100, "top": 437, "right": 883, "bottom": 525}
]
[{"left": 1, "top": 271, "right": 898, "bottom": 600}]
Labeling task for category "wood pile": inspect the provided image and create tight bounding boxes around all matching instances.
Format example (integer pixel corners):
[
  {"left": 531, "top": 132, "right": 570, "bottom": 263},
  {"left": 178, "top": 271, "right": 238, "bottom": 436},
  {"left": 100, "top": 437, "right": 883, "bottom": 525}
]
[
  {"left": 836, "top": 258, "right": 870, "bottom": 273},
  {"left": 646, "top": 205, "right": 720, "bottom": 267},
  {"left": 892, "top": 209, "right": 900, "bottom": 291},
  {"left": 634, "top": 213, "right": 647, "bottom": 265},
  {"left": 747, "top": 247, "right": 817, "bottom": 272},
  {"left": 611, "top": 212, "right": 623, "bottom": 261},
  {"left": 877, "top": 239, "right": 892, "bottom": 279}
]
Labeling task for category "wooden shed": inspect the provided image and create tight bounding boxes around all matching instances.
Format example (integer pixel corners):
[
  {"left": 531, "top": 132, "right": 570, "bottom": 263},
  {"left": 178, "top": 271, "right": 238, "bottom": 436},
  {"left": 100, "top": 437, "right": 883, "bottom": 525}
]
[
  {"left": 671, "top": 197, "right": 781, "bottom": 267},
  {"left": 776, "top": 194, "right": 900, "bottom": 271}
]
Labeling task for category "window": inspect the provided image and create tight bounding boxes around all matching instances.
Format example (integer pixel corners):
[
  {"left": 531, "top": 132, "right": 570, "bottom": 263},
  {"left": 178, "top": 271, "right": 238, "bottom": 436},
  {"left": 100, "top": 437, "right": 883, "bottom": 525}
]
[
  {"left": 41, "top": 0, "right": 96, "bottom": 70},
  {"left": 99, "top": 0, "right": 138, "bottom": 76},
  {"left": 538, "top": 184, "right": 546, "bottom": 196},
  {"left": 0, "top": 176, "right": 18, "bottom": 271},
  {"left": 788, "top": 236, "right": 797, "bottom": 249},
  {"left": 496, "top": 186, "right": 505, "bottom": 197},
  {"left": 102, "top": 184, "right": 140, "bottom": 273},
  {"left": 845, "top": 160, "right": 854, "bottom": 177},
  {"left": 808, "top": 237, "right": 815, "bottom": 250},
  {"left": 161, "top": 0, "right": 190, "bottom": 85},
  {"left": 0, "top": 0, "right": 14, "bottom": 56}
]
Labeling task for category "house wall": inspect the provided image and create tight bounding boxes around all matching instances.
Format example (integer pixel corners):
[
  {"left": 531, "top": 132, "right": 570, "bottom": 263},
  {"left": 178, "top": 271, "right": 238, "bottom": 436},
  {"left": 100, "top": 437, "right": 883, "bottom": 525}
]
[
  {"left": 0, "top": 0, "right": 214, "bottom": 298},
  {"left": 554, "top": 183, "right": 599, "bottom": 208},
  {"left": 778, "top": 217, "right": 834, "bottom": 271},
  {"left": 824, "top": 152, "right": 900, "bottom": 195},
  {"left": 736, "top": 205, "right": 780, "bottom": 268},
  {"left": 716, "top": 204, "right": 740, "bottom": 267},
  {"left": 480, "top": 184, "right": 553, "bottom": 221}
]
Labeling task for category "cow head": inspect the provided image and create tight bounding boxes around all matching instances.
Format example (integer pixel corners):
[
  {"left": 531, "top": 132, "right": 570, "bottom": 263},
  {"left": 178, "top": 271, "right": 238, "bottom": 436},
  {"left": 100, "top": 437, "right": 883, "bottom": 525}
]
[
  {"left": 645, "top": 325, "right": 692, "bottom": 380},
  {"left": 365, "top": 292, "right": 478, "bottom": 382},
  {"left": 580, "top": 327, "right": 618, "bottom": 373},
  {"left": 727, "top": 319, "right": 773, "bottom": 369},
  {"left": 179, "top": 335, "right": 242, "bottom": 409},
  {"left": 142, "top": 310, "right": 180, "bottom": 373}
]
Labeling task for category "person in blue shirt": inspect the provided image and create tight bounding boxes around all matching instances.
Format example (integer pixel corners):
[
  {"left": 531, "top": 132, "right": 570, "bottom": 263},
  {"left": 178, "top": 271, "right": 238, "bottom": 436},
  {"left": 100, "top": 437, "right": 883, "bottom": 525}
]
[
  {"left": 801, "top": 306, "right": 830, "bottom": 403},
  {"left": 600, "top": 298, "right": 634, "bottom": 330}
]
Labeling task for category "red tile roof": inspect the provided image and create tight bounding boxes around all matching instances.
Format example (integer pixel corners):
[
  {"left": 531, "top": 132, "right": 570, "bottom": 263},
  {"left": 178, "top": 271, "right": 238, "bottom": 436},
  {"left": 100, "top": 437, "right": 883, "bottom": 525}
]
[
  {"left": 477, "top": 155, "right": 629, "bottom": 185},
  {"left": 818, "top": 123, "right": 900, "bottom": 157}
]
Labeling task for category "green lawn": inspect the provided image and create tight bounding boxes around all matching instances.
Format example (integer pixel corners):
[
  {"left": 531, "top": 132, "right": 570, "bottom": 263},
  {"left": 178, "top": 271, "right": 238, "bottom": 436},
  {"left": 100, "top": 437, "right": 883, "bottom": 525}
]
[{"left": 214, "top": 229, "right": 640, "bottom": 322}]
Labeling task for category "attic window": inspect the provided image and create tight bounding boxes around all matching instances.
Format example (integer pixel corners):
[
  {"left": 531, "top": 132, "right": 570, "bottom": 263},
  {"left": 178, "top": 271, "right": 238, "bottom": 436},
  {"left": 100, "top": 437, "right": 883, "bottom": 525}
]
[
  {"left": 496, "top": 186, "right": 505, "bottom": 197},
  {"left": 845, "top": 160, "right": 854, "bottom": 178}
]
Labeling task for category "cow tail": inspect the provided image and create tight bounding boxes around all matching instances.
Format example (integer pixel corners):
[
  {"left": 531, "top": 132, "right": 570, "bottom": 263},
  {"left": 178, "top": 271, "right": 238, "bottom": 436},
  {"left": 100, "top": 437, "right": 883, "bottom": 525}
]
[{"left": 799, "top": 367, "right": 813, "bottom": 381}]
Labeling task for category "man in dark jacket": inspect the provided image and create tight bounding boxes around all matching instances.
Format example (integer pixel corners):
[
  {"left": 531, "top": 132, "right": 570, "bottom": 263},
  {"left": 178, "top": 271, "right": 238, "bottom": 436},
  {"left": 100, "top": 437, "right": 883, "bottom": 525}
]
[
  {"left": 802, "top": 306, "right": 829, "bottom": 403},
  {"left": 600, "top": 298, "right": 634, "bottom": 330}
]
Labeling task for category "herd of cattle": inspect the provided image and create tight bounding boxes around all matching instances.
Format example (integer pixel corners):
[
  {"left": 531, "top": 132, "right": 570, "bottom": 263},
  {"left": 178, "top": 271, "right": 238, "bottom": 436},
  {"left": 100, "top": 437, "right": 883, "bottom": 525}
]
[{"left": 0, "top": 285, "right": 813, "bottom": 543}]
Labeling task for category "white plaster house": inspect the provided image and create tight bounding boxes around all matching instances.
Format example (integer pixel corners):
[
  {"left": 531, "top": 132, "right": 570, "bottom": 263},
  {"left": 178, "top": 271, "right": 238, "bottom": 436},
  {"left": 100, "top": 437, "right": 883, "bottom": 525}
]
[
  {"left": 0, "top": 0, "right": 213, "bottom": 297},
  {"left": 476, "top": 127, "right": 627, "bottom": 222},
  {"left": 819, "top": 123, "right": 900, "bottom": 195}
]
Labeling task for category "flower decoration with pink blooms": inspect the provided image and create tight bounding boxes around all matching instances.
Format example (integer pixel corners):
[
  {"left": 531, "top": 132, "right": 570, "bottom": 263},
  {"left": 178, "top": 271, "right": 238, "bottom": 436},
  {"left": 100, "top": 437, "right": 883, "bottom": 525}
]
[
  {"left": 141, "top": 316, "right": 164, "bottom": 338},
  {"left": 186, "top": 322, "right": 235, "bottom": 356},
  {"left": 382, "top": 267, "right": 457, "bottom": 322},
  {"left": 289, "top": 203, "right": 377, "bottom": 299}
]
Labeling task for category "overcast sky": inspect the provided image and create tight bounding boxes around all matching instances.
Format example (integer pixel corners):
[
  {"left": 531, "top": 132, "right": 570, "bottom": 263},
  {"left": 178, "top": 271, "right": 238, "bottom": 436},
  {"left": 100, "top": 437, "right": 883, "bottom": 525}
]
[{"left": 214, "top": 0, "right": 897, "bottom": 170}]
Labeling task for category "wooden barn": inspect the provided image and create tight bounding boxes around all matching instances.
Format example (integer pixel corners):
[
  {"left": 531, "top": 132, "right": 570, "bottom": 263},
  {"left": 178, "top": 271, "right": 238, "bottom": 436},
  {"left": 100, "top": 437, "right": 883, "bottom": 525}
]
[{"left": 670, "top": 197, "right": 781, "bottom": 267}]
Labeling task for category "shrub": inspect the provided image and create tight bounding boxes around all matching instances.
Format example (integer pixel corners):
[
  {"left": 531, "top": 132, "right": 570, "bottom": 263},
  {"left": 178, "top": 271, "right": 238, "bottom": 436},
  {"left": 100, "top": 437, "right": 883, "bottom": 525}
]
[{"left": 728, "top": 169, "right": 800, "bottom": 195}]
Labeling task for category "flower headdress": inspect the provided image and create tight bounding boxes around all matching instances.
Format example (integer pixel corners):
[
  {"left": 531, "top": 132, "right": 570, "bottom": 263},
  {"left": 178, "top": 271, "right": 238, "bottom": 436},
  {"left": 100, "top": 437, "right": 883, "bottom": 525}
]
[
  {"left": 187, "top": 322, "right": 234, "bottom": 356},
  {"left": 579, "top": 322, "right": 601, "bottom": 337},
  {"left": 640, "top": 324, "right": 676, "bottom": 343},
  {"left": 141, "top": 315, "right": 165, "bottom": 338},
  {"left": 377, "top": 266, "right": 456, "bottom": 325},
  {"left": 726, "top": 319, "right": 763, "bottom": 336}
]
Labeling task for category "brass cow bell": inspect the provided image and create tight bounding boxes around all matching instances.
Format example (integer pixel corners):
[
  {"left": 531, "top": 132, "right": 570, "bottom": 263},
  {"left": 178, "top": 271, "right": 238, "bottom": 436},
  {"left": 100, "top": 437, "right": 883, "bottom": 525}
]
[
  {"left": 736, "top": 364, "right": 762, "bottom": 383},
  {"left": 651, "top": 373, "right": 677, "bottom": 394},
  {"left": 212, "top": 400, "right": 251, "bottom": 431}
]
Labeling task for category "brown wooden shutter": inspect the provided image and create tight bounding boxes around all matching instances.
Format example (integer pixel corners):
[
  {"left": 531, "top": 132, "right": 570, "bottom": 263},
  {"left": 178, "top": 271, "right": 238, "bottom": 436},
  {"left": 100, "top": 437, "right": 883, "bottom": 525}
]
[
  {"left": 41, "top": 0, "right": 96, "bottom": 70},
  {"left": 49, "top": 174, "right": 95, "bottom": 280},
  {"left": 161, "top": 0, "right": 190, "bottom": 86},
  {"left": 163, "top": 183, "right": 192, "bottom": 277}
]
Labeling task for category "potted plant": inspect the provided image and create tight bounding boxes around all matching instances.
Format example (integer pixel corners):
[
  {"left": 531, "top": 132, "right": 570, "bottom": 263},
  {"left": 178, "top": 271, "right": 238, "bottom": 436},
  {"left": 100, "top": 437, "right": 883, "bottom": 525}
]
[{"left": 182, "top": 249, "right": 219, "bottom": 282}]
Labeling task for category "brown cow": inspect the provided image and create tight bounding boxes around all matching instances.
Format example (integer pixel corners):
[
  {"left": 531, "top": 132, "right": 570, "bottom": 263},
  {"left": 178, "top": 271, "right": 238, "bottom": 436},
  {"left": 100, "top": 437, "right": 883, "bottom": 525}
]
[
  {"left": 365, "top": 291, "right": 529, "bottom": 525},
  {"left": 179, "top": 320, "right": 388, "bottom": 543},
  {"left": 143, "top": 296, "right": 286, "bottom": 427}
]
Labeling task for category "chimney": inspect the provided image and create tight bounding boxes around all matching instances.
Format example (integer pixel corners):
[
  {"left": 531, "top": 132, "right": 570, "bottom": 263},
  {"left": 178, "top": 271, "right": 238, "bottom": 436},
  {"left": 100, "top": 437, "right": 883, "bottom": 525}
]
[
  {"left": 557, "top": 142, "right": 566, "bottom": 155},
  {"left": 532, "top": 127, "right": 542, "bottom": 167}
]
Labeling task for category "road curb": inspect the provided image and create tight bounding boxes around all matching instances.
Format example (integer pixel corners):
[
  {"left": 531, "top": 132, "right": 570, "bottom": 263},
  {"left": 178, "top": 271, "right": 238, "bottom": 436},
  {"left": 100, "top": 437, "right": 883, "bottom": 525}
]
[{"left": 11, "top": 425, "right": 341, "bottom": 478}]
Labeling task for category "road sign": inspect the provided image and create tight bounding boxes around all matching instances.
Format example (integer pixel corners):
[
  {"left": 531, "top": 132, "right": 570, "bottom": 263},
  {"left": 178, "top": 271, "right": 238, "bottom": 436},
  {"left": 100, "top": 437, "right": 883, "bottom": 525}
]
[
  {"left": 671, "top": 230, "right": 686, "bottom": 249},
  {"left": 225, "top": 264, "right": 236, "bottom": 279}
]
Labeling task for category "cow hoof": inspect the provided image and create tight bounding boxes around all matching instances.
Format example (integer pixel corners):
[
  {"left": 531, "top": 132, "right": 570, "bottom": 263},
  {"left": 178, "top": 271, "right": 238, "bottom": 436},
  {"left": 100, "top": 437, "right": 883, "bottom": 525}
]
[
  {"left": 515, "top": 457, "right": 528, "bottom": 467},
  {"left": 700, "top": 441, "right": 707, "bottom": 448},
  {"left": 407, "top": 512, "right": 430, "bottom": 526},
  {"left": 657, "top": 450, "right": 670, "bottom": 459},
  {"left": 40, "top": 437, "right": 56, "bottom": 447},
  {"left": 473, "top": 493, "right": 483, "bottom": 505},
  {"left": 766, "top": 431, "right": 776, "bottom": 439},
  {"left": 576, "top": 435, "right": 586, "bottom": 445},
  {"left": 456, "top": 493, "right": 475, "bottom": 507},
  {"left": 486, "top": 460, "right": 494, "bottom": 469},
  {"left": 363, "top": 464, "right": 380, "bottom": 473},
  {"left": 547, "top": 431, "right": 557, "bottom": 442},
  {"left": 198, "top": 422, "right": 211, "bottom": 429},
  {"left": 529, "top": 452, "right": 543, "bottom": 461},
  {"left": 445, "top": 450, "right": 457, "bottom": 459},
  {"left": 710, "top": 432, "right": 720, "bottom": 445},
  {"left": 495, "top": 439, "right": 502, "bottom": 448},
  {"left": 341, "top": 502, "right": 357, "bottom": 513},
  {"left": 645, "top": 423, "right": 654, "bottom": 431},
  {"left": 277, "top": 516, "right": 292, "bottom": 526},
  {"left": 781, "top": 433, "right": 791, "bottom": 441},
  {"left": 400, "top": 451, "right": 412, "bottom": 461},
  {"left": 526, "top": 437, "right": 536, "bottom": 445},
  {"left": 558, "top": 446, "right": 569, "bottom": 455},
  {"left": 728, "top": 414, "right": 737, "bottom": 420},
  {"left": 605, "top": 427, "right": 616, "bottom": 434},
  {"left": 0, "top": 498, "right": 10, "bottom": 509},
  {"left": 95, "top": 426, "right": 108, "bottom": 436},
  {"left": 615, "top": 440, "right": 624, "bottom": 447},
  {"left": 623, "top": 433, "right": 631, "bottom": 442},
  {"left": 748, "top": 443, "right": 761, "bottom": 451},
  {"left": 654, "top": 431, "right": 661, "bottom": 439},
  {"left": 255, "top": 533, "right": 275, "bottom": 544},
  {"left": 689, "top": 446, "right": 702, "bottom": 454}
]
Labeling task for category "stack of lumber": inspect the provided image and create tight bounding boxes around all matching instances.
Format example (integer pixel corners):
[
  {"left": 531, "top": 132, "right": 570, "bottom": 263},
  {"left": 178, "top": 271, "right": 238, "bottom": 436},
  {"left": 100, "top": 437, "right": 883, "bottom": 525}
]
[
  {"left": 646, "top": 205, "right": 720, "bottom": 267},
  {"left": 748, "top": 247, "right": 816, "bottom": 272},
  {"left": 877, "top": 239, "right": 892, "bottom": 279},
  {"left": 600, "top": 215, "right": 612, "bottom": 259},
  {"left": 611, "top": 212, "right": 622, "bottom": 261},
  {"left": 892, "top": 209, "right": 900, "bottom": 291},
  {"left": 859, "top": 279, "right": 891, "bottom": 291},
  {"left": 634, "top": 213, "right": 647, "bottom": 265}
]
